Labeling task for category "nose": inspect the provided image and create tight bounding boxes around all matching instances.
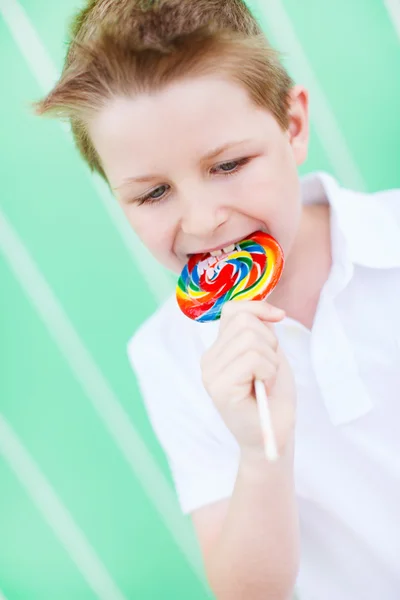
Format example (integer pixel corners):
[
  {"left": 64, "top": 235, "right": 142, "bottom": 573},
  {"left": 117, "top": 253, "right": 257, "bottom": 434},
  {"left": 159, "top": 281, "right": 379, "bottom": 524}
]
[{"left": 180, "top": 192, "right": 229, "bottom": 237}]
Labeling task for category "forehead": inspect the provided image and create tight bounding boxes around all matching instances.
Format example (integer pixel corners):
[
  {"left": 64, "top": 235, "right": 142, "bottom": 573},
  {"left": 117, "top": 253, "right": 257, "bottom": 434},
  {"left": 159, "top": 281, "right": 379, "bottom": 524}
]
[
  {"left": 89, "top": 76, "right": 266, "bottom": 143},
  {"left": 87, "top": 75, "right": 274, "bottom": 183}
]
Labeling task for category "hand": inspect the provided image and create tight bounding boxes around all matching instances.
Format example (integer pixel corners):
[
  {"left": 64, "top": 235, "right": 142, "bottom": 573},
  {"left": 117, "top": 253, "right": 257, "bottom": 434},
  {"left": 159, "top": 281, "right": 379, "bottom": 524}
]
[{"left": 201, "top": 301, "right": 297, "bottom": 458}]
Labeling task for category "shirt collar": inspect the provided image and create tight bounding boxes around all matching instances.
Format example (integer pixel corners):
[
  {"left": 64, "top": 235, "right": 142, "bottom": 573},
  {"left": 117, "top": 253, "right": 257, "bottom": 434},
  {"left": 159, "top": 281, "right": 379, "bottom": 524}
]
[{"left": 303, "top": 171, "right": 400, "bottom": 270}]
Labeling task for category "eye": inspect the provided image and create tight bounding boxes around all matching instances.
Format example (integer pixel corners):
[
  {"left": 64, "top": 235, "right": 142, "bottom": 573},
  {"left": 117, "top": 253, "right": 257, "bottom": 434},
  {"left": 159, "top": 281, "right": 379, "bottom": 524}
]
[
  {"left": 212, "top": 158, "right": 250, "bottom": 176},
  {"left": 133, "top": 158, "right": 250, "bottom": 206},
  {"left": 136, "top": 184, "right": 170, "bottom": 206}
]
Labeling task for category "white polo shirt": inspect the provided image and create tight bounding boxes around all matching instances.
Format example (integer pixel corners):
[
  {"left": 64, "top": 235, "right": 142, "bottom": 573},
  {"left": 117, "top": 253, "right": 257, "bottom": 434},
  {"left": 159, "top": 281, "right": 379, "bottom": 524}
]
[{"left": 127, "top": 172, "right": 400, "bottom": 600}]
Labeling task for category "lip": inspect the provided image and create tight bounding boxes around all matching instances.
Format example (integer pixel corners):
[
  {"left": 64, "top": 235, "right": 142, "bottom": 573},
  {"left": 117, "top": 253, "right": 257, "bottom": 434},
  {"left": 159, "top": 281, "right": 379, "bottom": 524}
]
[{"left": 187, "top": 230, "right": 266, "bottom": 257}]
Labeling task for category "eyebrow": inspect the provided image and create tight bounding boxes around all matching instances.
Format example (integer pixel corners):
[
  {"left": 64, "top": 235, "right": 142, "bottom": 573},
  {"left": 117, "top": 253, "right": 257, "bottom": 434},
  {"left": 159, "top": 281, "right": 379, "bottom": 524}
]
[{"left": 113, "top": 139, "right": 253, "bottom": 191}]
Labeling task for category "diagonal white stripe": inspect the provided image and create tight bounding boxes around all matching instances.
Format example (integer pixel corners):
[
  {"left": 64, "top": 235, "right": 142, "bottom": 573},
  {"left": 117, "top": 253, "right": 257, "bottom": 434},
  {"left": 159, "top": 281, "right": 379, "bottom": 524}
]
[
  {"left": 0, "top": 415, "right": 127, "bottom": 600},
  {"left": 384, "top": 0, "right": 400, "bottom": 41},
  {"left": 255, "top": 0, "right": 366, "bottom": 192},
  {"left": 0, "top": 1, "right": 209, "bottom": 590},
  {"left": 0, "top": 589, "right": 9, "bottom": 600},
  {"left": 0, "top": 0, "right": 174, "bottom": 305},
  {"left": 0, "top": 207, "right": 211, "bottom": 595},
  {"left": 0, "top": 0, "right": 58, "bottom": 89}
]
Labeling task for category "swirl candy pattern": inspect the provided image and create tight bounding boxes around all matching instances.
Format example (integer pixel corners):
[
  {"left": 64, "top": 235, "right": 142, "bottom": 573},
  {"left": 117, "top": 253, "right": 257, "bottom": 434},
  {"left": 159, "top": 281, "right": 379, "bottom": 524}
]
[{"left": 176, "top": 231, "right": 284, "bottom": 323}]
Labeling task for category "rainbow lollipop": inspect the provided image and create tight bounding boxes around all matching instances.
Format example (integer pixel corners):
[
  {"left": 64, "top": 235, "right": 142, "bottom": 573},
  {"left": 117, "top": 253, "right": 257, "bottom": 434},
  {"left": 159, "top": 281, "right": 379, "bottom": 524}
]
[
  {"left": 176, "top": 231, "right": 285, "bottom": 462},
  {"left": 177, "top": 231, "right": 284, "bottom": 322}
]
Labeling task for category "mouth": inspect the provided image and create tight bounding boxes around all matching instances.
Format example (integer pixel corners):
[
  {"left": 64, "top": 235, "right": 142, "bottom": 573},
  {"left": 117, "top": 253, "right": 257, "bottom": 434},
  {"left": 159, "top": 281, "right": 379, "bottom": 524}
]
[
  {"left": 208, "top": 243, "right": 238, "bottom": 258},
  {"left": 187, "top": 229, "right": 267, "bottom": 260}
]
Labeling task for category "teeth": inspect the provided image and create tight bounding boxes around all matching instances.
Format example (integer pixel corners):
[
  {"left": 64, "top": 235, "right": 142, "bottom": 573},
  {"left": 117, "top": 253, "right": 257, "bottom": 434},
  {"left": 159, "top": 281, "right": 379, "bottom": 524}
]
[{"left": 210, "top": 244, "right": 236, "bottom": 257}]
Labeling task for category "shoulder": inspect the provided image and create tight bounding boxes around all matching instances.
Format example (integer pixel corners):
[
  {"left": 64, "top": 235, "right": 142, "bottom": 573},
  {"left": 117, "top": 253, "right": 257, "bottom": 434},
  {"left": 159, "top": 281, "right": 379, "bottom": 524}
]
[{"left": 339, "top": 181, "right": 400, "bottom": 222}]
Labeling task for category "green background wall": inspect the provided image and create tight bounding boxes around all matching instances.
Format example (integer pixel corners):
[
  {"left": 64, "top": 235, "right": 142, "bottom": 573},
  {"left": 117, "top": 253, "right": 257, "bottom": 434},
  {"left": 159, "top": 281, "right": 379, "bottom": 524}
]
[{"left": 1, "top": 1, "right": 399, "bottom": 598}]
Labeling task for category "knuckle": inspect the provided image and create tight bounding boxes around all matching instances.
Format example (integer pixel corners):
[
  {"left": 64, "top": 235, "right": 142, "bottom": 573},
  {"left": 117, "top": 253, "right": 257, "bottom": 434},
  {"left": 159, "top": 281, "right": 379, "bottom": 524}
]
[
  {"left": 270, "top": 334, "right": 279, "bottom": 352},
  {"left": 270, "top": 350, "right": 279, "bottom": 368},
  {"left": 241, "top": 329, "right": 258, "bottom": 347},
  {"left": 264, "top": 328, "right": 278, "bottom": 350},
  {"left": 258, "top": 354, "right": 278, "bottom": 377},
  {"left": 245, "top": 348, "right": 263, "bottom": 365},
  {"left": 265, "top": 362, "right": 277, "bottom": 378},
  {"left": 259, "top": 365, "right": 276, "bottom": 386},
  {"left": 221, "top": 301, "right": 235, "bottom": 318},
  {"left": 234, "top": 311, "right": 253, "bottom": 328}
]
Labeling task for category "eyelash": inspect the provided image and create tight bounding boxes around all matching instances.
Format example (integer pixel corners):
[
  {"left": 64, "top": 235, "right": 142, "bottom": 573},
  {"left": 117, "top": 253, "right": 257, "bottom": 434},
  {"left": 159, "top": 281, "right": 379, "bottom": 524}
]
[{"left": 134, "top": 157, "right": 251, "bottom": 206}]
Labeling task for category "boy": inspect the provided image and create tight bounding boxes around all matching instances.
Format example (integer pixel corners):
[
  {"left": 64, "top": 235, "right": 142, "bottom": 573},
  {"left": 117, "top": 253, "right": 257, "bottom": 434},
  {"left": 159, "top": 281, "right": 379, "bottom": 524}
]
[{"left": 34, "top": 1, "right": 400, "bottom": 598}]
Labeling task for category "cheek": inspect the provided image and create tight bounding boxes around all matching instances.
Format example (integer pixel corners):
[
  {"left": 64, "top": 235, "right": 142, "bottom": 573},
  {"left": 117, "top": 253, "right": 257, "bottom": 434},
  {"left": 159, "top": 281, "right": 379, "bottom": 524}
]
[
  {"left": 123, "top": 205, "right": 177, "bottom": 265},
  {"left": 121, "top": 206, "right": 161, "bottom": 247},
  {"left": 244, "top": 163, "right": 301, "bottom": 253},
  {"left": 243, "top": 163, "right": 283, "bottom": 217}
]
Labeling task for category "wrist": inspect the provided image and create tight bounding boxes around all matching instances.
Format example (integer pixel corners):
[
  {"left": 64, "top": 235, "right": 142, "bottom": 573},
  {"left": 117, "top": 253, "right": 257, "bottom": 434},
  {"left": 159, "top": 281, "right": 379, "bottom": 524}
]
[{"left": 240, "top": 432, "right": 295, "bottom": 471}]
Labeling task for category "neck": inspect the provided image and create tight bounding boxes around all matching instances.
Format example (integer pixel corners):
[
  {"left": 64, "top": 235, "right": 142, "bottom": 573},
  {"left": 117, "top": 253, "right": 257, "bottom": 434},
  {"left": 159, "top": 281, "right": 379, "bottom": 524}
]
[{"left": 268, "top": 203, "right": 332, "bottom": 330}]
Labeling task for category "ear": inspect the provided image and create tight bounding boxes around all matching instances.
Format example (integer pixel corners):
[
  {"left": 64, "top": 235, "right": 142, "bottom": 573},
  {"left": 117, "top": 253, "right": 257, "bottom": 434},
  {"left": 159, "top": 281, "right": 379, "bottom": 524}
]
[{"left": 286, "top": 85, "right": 310, "bottom": 166}]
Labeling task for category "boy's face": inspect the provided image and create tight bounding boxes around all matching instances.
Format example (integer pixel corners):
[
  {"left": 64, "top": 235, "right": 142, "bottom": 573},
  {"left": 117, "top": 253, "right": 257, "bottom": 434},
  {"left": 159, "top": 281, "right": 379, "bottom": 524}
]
[{"left": 88, "top": 76, "right": 309, "bottom": 274}]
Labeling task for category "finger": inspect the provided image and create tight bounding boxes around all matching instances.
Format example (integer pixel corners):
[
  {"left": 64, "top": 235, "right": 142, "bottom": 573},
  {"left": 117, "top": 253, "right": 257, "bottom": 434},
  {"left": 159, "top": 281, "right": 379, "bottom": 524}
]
[
  {"left": 207, "top": 312, "right": 279, "bottom": 371},
  {"left": 216, "top": 308, "right": 280, "bottom": 352},
  {"left": 203, "top": 330, "right": 279, "bottom": 389},
  {"left": 208, "top": 349, "right": 278, "bottom": 406},
  {"left": 220, "top": 300, "right": 285, "bottom": 334}
]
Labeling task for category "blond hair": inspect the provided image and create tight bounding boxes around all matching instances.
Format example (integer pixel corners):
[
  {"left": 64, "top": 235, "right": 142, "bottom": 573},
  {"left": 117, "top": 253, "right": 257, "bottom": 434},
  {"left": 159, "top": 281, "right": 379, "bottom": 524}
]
[{"left": 33, "top": 0, "right": 294, "bottom": 183}]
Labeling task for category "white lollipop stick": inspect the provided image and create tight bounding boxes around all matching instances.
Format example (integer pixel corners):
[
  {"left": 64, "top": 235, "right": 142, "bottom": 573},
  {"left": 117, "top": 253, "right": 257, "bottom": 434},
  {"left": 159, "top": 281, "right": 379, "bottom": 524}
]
[{"left": 254, "top": 380, "right": 278, "bottom": 461}]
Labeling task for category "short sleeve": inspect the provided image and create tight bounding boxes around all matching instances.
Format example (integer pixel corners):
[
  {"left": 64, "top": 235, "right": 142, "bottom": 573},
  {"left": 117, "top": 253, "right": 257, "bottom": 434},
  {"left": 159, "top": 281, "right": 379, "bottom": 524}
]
[{"left": 127, "top": 316, "right": 240, "bottom": 516}]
